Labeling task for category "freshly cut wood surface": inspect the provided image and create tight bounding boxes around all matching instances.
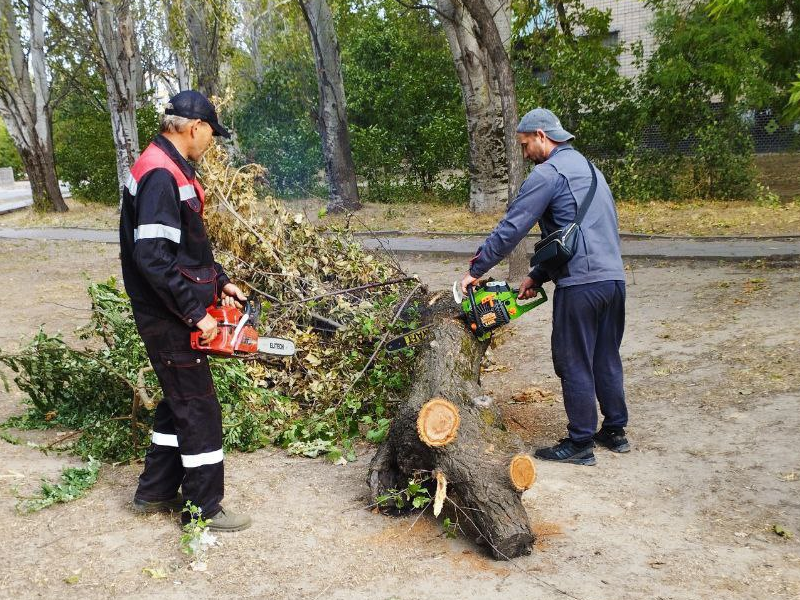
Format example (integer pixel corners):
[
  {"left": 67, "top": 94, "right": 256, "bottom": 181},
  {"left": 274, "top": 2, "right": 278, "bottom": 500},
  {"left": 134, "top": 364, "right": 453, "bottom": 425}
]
[
  {"left": 508, "top": 454, "right": 536, "bottom": 491},
  {"left": 417, "top": 398, "right": 460, "bottom": 447}
]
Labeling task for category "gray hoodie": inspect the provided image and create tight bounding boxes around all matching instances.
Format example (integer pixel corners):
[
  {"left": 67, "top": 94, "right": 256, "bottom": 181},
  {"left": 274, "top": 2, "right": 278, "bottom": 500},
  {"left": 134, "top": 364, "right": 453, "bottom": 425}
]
[{"left": 469, "top": 144, "right": 625, "bottom": 287}]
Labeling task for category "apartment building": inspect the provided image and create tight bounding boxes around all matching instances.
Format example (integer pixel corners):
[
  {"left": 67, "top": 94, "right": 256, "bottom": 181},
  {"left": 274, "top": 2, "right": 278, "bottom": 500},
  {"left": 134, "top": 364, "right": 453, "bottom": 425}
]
[{"left": 581, "top": 0, "right": 656, "bottom": 77}]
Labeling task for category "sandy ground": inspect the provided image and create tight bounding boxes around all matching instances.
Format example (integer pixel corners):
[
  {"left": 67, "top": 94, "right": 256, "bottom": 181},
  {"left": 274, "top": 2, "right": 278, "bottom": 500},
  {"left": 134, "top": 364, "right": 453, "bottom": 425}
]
[{"left": 0, "top": 239, "right": 799, "bottom": 599}]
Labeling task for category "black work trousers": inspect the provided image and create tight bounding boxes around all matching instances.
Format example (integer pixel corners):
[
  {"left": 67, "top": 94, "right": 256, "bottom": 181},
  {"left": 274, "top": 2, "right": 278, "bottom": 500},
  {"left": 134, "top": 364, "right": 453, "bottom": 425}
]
[{"left": 133, "top": 311, "right": 224, "bottom": 520}]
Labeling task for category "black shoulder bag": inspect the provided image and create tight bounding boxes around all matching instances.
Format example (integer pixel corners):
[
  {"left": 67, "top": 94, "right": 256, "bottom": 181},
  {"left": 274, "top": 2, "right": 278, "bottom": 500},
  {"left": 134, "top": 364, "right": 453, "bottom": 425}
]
[{"left": 529, "top": 158, "right": 597, "bottom": 273}]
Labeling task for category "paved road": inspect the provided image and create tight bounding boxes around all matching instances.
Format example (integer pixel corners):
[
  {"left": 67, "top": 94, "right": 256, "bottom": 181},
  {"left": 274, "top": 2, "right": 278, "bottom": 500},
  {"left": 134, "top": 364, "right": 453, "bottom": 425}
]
[
  {"left": 0, "top": 182, "right": 71, "bottom": 214},
  {"left": 1, "top": 226, "right": 799, "bottom": 260},
  {"left": 360, "top": 233, "right": 800, "bottom": 260}
]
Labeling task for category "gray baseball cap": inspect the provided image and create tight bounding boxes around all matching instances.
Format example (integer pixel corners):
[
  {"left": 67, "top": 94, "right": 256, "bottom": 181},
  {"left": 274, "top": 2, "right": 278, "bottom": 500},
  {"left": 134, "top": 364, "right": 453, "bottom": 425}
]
[{"left": 516, "top": 108, "right": 574, "bottom": 142}]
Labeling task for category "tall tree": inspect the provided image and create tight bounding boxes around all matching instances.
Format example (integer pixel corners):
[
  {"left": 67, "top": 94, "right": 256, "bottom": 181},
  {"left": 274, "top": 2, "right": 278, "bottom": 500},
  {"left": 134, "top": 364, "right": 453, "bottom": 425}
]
[
  {"left": 297, "top": 0, "right": 360, "bottom": 212},
  {"left": 84, "top": 0, "right": 141, "bottom": 204},
  {"left": 458, "top": 0, "right": 527, "bottom": 279},
  {"left": 183, "top": 0, "right": 230, "bottom": 97},
  {"left": 0, "top": 0, "right": 68, "bottom": 212},
  {"left": 435, "top": 0, "right": 510, "bottom": 213}
]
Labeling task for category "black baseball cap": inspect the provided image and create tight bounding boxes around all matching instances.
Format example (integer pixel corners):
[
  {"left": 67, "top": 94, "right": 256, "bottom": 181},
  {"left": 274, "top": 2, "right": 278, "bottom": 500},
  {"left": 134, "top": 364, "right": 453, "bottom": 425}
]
[{"left": 164, "top": 90, "right": 231, "bottom": 138}]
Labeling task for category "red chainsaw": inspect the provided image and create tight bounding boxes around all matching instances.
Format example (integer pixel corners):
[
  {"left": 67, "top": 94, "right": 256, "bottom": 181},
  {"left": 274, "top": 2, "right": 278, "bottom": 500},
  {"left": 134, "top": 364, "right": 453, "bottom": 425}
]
[{"left": 190, "top": 295, "right": 296, "bottom": 358}]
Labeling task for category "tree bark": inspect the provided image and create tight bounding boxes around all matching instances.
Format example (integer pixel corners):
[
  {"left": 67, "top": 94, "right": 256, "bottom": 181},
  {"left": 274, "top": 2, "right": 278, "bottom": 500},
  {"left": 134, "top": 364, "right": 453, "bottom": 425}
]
[
  {"left": 0, "top": 0, "right": 67, "bottom": 212},
  {"left": 367, "top": 304, "right": 535, "bottom": 560},
  {"left": 298, "top": 0, "right": 361, "bottom": 213},
  {"left": 460, "top": 0, "right": 528, "bottom": 281},
  {"left": 555, "top": 1, "right": 573, "bottom": 38},
  {"left": 184, "top": 0, "right": 225, "bottom": 98},
  {"left": 86, "top": 0, "right": 141, "bottom": 205},
  {"left": 436, "top": 0, "right": 509, "bottom": 214}
]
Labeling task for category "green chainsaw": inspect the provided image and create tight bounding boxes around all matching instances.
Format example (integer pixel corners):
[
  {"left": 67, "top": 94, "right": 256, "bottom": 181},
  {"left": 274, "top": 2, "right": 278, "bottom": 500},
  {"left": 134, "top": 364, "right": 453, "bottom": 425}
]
[{"left": 386, "top": 280, "right": 548, "bottom": 351}]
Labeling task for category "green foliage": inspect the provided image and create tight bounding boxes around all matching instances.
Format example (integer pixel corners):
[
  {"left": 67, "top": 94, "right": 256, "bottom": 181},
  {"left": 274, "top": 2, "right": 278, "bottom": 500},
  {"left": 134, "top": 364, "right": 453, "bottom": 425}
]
[
  {"left": 442, "top": 517, "right": 458, "bottom": 539},
  {"left": 16, "top": 457, "right": 100, "bottom": 513},
  {"left": 0, "top": 280, "right": 155, "bottom": 461},
  {"left": 0, "top": 273, "right": 414, "bottom": 464},
  {"left": 376, "top": 476, "right": 431, "bottom": 511},
  {"left": 598, "top": 149, "right": 684, "bottom": 202},
  {"left": 0, "top": 279, "right": 297, "bottom": 462},
  {"left": 230, "top": 1, "right": 322, "bottom": 196},
  {"left": 0, "top": 120, "right": 23, "bottom": 178},
  {"left": 339, "top": 1, "right": 468, "bottom": 202},
  {"left": 601, "top": 123, "right": 758, "bottom": 202},
  {"left": 233, "top": 0, "right": 468, "bottom": 203},
  {"left": 690, "top": 122, "right": 757, "bottom": 199},
  {"left": 53, "top": 76, "right": 159, "bottom": 205},
  {"left": 514, "top": 1, "right": 639, "bottom": 156},
  {"left": 641, "top": 1, "right": 772, "bottom": 145},
  {"left": 181, "top": 501, "right": 216, "bottom": 558},
  {"left": 785, "top": 75, "right": 800, "bottom": 122},
  {"left": 234, "top": 88, "right": 323, "bottom": 197}
]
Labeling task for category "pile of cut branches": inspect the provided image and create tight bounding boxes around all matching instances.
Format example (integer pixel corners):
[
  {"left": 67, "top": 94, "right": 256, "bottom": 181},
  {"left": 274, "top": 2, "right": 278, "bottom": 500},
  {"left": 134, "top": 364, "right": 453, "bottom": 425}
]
[{"left": 0, "top": 143, "right": 421, "bottom": 462}]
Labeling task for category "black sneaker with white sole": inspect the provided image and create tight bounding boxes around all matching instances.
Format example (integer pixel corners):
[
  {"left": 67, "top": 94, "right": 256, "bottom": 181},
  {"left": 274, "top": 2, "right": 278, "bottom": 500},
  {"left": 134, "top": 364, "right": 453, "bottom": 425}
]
[
  {"left": 593, "top": 428, "right": 631, "bottom": 453},
  {"left": 534, "top": 438, "right": 596, "bottom": 466}
]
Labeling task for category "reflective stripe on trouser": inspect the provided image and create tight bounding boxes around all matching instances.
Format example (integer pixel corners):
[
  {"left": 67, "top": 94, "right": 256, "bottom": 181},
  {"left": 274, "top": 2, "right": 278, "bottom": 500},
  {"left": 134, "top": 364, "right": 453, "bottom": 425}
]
[{"left": 133, "top": 311, "right": 224, "bottom": 519}]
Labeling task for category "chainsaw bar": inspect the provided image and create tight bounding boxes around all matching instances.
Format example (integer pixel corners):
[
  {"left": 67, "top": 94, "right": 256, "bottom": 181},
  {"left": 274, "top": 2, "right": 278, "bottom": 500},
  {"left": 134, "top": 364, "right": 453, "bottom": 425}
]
[
  {"left": 256, "top": 336, "right": 296, "bottom": 357},
  {"left": 386, "top": 325, "right": 434, "bottom": 352}
]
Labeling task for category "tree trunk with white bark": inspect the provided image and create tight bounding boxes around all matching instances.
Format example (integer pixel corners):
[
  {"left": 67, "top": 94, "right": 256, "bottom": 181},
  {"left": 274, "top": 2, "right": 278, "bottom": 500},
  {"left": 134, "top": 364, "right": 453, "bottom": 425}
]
[
  {"left": 0, "top": 0, "right": 67, "bottom": 212},
  {"left": 436, "top": 0, "right": 510, "bottom": 214},
  {"left": 298, "top": 0, "right": 360, "bottom": 213},
  {"left": 459, "top": 0, "right": 528, "bottom": 281},
  {"left": 87, "top": 0, "right": 141, "bottom": 204}
]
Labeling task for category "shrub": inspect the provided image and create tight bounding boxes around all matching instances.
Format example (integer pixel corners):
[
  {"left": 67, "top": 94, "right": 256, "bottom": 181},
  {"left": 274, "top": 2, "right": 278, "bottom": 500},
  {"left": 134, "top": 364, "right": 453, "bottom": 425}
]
[
  {"left": 54, "top": 93, "right": 158, "bottom": 205},
  {"left": 0, "top": 121, "right": 23, "bottom": 178}
]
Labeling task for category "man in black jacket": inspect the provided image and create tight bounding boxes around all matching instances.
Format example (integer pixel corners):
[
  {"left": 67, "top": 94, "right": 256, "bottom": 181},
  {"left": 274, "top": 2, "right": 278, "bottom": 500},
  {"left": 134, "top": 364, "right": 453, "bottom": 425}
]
[{"left": 120, "top": 91, "right": 250, "bottom": 531}]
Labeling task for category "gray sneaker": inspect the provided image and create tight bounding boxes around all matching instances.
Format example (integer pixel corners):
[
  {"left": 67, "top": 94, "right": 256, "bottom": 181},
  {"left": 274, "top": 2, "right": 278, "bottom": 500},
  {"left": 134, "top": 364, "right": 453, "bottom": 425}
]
[
  {"left": 206, "top": 508, "right": 252, "bottom": 532},
  {"left": 132, "top": 494, "right": 184, "bottom": 514}
]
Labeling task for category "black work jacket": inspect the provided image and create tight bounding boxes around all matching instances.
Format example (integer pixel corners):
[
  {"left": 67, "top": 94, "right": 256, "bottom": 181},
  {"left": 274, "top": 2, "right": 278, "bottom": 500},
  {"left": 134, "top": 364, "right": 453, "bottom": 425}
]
[{"left": 119, "top": 135, "right": 230, "bottom": 328}]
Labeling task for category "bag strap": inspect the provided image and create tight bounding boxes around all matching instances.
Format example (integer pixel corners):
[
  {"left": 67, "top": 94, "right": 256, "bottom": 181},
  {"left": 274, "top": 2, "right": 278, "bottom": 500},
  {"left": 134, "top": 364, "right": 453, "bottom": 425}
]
[{"left": 574, "top": 157, "right": 597, "bottom": 227}]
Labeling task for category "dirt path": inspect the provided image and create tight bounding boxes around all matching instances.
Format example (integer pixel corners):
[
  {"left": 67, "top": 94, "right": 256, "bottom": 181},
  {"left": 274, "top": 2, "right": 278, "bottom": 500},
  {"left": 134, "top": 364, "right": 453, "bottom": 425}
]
[{"left": 0, "top": 239, "right": 798, "bottom": 599}]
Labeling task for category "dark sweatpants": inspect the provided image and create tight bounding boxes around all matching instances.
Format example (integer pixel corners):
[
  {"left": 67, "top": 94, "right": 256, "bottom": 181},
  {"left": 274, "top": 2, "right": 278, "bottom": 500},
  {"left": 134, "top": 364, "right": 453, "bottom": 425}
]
[
  {"left": 551, "top": 280, "right": 628, "bottom": 443},
  {"left": 133, "top": 311, "right": 224, "bottom": 521}
]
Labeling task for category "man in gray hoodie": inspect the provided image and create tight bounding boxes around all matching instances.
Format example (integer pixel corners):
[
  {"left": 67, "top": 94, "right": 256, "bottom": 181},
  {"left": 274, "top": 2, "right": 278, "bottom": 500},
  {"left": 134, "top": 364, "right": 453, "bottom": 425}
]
[{"left": 460, "top": 108, "right": 629, "bottom": 466}]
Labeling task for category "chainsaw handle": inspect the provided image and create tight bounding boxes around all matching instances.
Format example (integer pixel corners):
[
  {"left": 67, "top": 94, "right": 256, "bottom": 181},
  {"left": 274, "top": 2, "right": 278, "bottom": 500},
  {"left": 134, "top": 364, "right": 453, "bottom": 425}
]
[
  {"left": 466, "top": 283, "right": 482, "bottom": 329},
  {"left": 243, "top": 293, "right": 261, "bottom": 324},
  {"left": 515, "top": 286, "right": 547, "bottom": 302}
]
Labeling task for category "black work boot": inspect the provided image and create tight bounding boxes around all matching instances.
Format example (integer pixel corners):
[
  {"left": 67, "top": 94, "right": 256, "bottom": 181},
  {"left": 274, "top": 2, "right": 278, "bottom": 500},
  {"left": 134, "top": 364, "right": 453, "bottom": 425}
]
[
  {"left": 593, "top": 428, "right": 631, "bottom": 453},
  {"left": 132, "top": 493, "right": 184, "bottom": 514},
  {"left": 534, "top": 438, "right": 596, "bottom": 466}
]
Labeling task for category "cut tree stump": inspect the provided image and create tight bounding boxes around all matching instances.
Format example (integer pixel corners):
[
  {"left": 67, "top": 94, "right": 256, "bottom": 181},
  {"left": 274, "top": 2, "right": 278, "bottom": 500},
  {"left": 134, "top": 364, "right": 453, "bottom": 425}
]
[{"left": 367, "top": 304, "right": 536, "bottom": 560}]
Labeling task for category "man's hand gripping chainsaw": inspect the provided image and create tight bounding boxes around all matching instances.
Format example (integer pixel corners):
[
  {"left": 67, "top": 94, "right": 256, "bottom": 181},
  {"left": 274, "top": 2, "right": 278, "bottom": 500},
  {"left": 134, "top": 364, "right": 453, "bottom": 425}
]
[{"left": 190, "top": 294, "right": 296, "bottom": 358}]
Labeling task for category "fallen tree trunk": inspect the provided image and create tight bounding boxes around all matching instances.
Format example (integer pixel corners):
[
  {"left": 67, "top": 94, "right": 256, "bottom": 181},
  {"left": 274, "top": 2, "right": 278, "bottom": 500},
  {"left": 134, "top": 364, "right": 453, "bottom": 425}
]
[{"left": 367, "top": 303, "right": 536, "bottom": 560}]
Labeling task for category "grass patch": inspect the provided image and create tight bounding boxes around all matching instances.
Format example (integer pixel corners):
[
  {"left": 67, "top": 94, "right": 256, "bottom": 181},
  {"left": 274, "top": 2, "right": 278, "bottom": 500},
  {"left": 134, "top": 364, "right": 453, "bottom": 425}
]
[
  {"left": 4, "top": 195, "right": 799, "bottom": 237},
  {"left": 307, "top": 198, "right": 800, "bottom": 237},
  {"left": 0, "top": 196, "right": 118, "bottom": 229}
]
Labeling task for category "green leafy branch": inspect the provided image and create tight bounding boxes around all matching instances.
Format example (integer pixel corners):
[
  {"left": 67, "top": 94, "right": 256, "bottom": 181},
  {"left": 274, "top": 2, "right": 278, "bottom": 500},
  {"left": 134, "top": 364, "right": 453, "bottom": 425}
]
[
  {"left": 16, "top": 457, "right": 100, "bottom": 513},
  {"left": 376, "top": 477, "right": 432, "bottom": 511}
]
